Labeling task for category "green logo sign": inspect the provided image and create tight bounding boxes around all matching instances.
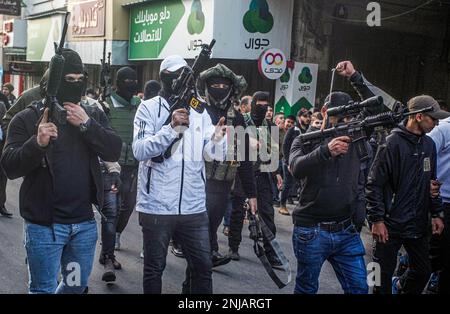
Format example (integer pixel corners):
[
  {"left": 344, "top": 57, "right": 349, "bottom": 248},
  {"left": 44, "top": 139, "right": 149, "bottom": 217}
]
[
  {"left": 280, "top": 67, "right": 290, "bottom": 83},
  {"left": 187, "top": 0, "right": 205, "bottom": 35},
  {"left": 298, "top": 67, "right": 313, "bottom": 84},
  {"left": 243, "top": 0, "right": 274, "bottom": 34},
  {"left": 129, "top": 0, "right": 185, "bottom": 60}
]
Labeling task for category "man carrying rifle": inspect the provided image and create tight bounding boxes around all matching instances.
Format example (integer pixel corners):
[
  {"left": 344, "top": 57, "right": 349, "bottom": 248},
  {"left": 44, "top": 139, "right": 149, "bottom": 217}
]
[
  {"left": 366, "top": 95, "right": 447, "bottom": 294},
  {"left": 196, "top": 63, "right": 257, "bottom": 267},
  {"left": 289, "top": 91, "right": 369, "bottom": 294},
  {"left": 0, "top": 48, "right": 122, "bottom": 293},
  {"left": 133, "top": 55, "right": 227, "bottom": 294}
]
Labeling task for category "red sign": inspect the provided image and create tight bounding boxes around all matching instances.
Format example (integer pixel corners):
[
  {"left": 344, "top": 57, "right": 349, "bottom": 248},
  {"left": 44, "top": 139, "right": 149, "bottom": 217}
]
[{"left": 72, "top": 0, "right": 106, "bottom": 37}]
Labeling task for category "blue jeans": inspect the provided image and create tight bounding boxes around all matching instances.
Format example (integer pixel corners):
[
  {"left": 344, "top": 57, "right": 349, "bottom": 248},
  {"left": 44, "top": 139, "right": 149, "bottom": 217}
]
[
  {"left": 101, "top": 190, "right": 118, "bottom": 256},
  {"left": 24, "top": 220, "right": 98, "bottom": 294},
  {"left": 292, "top": 224, "right": 368, "bottom": 294}
]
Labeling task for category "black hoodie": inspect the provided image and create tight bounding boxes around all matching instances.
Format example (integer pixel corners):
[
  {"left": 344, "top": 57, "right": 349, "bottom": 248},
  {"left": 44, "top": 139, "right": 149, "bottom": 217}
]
[{"left": 366, "top": 121, "right": 443, "bottom": 238}]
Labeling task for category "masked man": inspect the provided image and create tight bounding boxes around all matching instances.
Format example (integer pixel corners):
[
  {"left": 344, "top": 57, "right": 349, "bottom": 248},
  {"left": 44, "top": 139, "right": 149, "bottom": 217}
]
[
  {"left": 1, "top": 48, "right": 121, "bottom": 293},
  {"left": 196, "top": 63, "right": 257, "bottom": 267}
]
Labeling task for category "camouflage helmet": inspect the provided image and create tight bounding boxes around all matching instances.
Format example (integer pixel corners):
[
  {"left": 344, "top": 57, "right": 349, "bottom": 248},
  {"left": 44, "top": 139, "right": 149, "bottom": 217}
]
[{"left": 197, "top": 63, "right": 247, "bottom": 109}]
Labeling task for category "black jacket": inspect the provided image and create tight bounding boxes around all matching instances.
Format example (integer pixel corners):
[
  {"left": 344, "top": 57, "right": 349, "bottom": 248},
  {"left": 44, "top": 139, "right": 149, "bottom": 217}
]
[
  {"left": 283, "top": 124, "right": 308, "bottom": 164},
  {"left": 365, "top": 122, "right": 443, "bottom": 238},
  {"left": 1, "top": 102, "right": 122, "bottom": 226},
  {"left": 289, "top": 136, "right": 361, "bottom": 225}
]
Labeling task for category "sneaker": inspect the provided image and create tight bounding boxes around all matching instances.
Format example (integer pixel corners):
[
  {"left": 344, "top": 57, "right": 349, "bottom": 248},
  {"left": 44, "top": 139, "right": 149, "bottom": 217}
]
[
  {"left": 101, "top": 256, "right": 116, "bottom": 283},
  {"left": 228, "top": 249, "right": 240, "bottom": 261},
  {"left": 278, "top": 206, "right": 290, "bottom": 216},
  {"left": 115, "top": 233, "right": 121, "bottom": 251},
  {"left": 212, "top": 251, "right": 231, "bottom": 267},
  {"left": 171, "top": 245, "right": 185, "bottom": 258},
  {"left": 392, "top": 276, "right": 400, "bottom": 294},
  {"left": 0, "top": 206, "right": 12, "bottom": 217},
  {"left": 99, "top": 254, "right": 122, "bottom": 270},
  {"left": 223, "top": 226, "right": 230, "bottom": 236},
  {"left": 426, "top": 272, "right": 440, "bottom": 294}
]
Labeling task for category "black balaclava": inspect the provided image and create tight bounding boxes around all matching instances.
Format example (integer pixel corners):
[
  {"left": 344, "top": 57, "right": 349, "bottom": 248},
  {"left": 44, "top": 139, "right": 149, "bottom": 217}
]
[
  {"left": 116, "top": 67, "right": 138, "bottom": 101},
  {"left": 251, "top": 91, "right": 270, "bottom": 127},
  {"left": 206, "top": 77, "right": 233, "bottom": 110},
  {"left": 56, "top": 49, "right": 84, "bottom": 104},
  {"left": 160, "top": 71, "right": 180, "bottom": 97},
  {"left": 144, "top": 80, "right": 161, "bottom": 100}
]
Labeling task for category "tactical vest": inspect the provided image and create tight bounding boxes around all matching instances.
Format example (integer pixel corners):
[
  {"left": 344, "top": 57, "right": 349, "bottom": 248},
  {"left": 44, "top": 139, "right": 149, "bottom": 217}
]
[
  {"left": 243, "top": 113, "right": 277, "bottom": 172},
  {"left": 205, "top": 107, "right": 240, "bottom": 181},
  {"left": 106, "top": 93, "right": 140, "bottom": 166}
]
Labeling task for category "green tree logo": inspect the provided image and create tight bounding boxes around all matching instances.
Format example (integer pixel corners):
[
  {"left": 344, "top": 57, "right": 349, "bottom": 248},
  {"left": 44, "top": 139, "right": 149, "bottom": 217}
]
[
  {"left": 243, "top": 0, "right": 274, "bottom": 34},
  {"left": 298, "top": 67, "right": 313, "bottom": 84},
  {"left": 187, "top": 0, "right": 205, "bottom": 35},
  {"left": 280, "top": 67, "right": 290, "bottom": 83}
]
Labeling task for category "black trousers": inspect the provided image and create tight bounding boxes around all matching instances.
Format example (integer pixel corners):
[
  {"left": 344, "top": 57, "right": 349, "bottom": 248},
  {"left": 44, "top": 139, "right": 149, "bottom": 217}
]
[
  {"left": 139, "top": 211, "right": 212, "bottom": 294},
  {"left": 0, "top": 167, "right": 7, "bottom": 207},
  {"left": 206, "top": 179, "right": 233, "bottom": 253},
  {"left": 116, "top": 166, "right": 138, "bottom": 233},
  {"left": 228, "top": 195, "right": 247, "bottom": 252},
  {"left": 373, "top": 236, "right": 431, "bottom": 294},
  {"left": 429, "top": 204, "right": 450, "bottom": 294},
  {"left": 228, "top": 172, "right": 276, "bottom": 257}
]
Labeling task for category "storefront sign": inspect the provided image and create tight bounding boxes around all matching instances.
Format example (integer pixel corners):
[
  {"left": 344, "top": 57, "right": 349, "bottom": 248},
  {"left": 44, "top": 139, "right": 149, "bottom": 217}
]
[
  {"left": 72, "top": 0, "right": 106, "bottom": 37},
  {"left": 275, "top": 62, "right": 319, "bottom": 116},
  {"left": 27, "top": 15, "right": 64, "bottom": 62},
  {"left": 258, "top": 48, "right": 286, "bottom": 80},
  {"left": 128, "top": 0, "right": 293, "bottom": 60},
  {"left": 0, "top": 0, "right": 21, "bottom": 16}
]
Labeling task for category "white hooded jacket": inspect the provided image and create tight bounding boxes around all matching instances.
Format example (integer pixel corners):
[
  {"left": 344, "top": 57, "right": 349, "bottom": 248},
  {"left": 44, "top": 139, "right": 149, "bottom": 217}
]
[{"left": 133, "top": 96, "right": 226, "bottom": 215}]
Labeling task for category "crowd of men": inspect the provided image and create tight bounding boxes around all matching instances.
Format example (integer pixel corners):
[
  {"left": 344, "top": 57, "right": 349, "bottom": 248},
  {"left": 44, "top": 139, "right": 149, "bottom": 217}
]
[{"left": 0, "top": 49, "right": 449, "bottom": 295}]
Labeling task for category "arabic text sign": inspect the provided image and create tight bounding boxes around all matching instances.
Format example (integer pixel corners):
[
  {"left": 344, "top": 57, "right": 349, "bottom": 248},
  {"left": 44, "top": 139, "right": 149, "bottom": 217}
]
[
  {"left": 275, "top": 62, "right": 319, "bottom": 115},
  {"left": 0, "top": 0, "right": 20, "bottom": 16},
  {"left": 129, "top": 0, "right": 213, "bottom": 60},
  {"left": 129, "top": 0, "right": 183, "bottom": 60},
  {"left": 72, "top": 0, "right": 106, "bottom": 37},
  {"left": 211, "top": 0, "right": 293, "bottom": 60},
  {"left": 258, "top": 48, "right": 286, "bottom": 80}
]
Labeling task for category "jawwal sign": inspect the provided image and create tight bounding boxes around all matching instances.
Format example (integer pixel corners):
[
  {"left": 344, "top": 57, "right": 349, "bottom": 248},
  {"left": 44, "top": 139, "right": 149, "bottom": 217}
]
[
  {"left": 128, "top": 0, "right": 293, "bottom": 60},
  {"left": 275, "top": 62, "right": 319, "bottom": 116}
]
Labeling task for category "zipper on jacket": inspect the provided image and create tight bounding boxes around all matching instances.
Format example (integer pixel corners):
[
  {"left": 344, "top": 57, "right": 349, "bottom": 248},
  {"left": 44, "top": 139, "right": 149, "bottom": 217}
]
[
  {"left": 178, "top": 136, "right": 185, "bottom": 215},
  {"left": 146, "top": 167, "right": 152, "bottom": 194}
]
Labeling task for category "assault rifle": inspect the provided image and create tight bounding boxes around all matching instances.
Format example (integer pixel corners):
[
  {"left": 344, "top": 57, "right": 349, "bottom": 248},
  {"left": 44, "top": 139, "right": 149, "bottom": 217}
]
[
  {"left": 168, "top": 39, "right": 216, "bottom": 114},
  {"left": 152, "top": 39, "right": 216, "bottom": 162},
  {"left": 327, "top": 95, "right": 383, "bottom": 118},
  {"left": 45, "top": 12, "right": 70, "bottom": 125},
  {"left": 246, "top": 201, "right": 292, "bottom": 289},
  {"left": 299, "top": 106, "right": 434, "bottom": 161},
  {"left": 100, "top": 39, "right": 112, "bottom": 101}
]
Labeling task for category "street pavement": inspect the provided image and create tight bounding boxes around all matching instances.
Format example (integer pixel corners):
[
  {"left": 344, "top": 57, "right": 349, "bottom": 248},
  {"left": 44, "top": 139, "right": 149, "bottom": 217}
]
[{"left": 0, "top": 178, "right": 373, "bottom": 294}]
